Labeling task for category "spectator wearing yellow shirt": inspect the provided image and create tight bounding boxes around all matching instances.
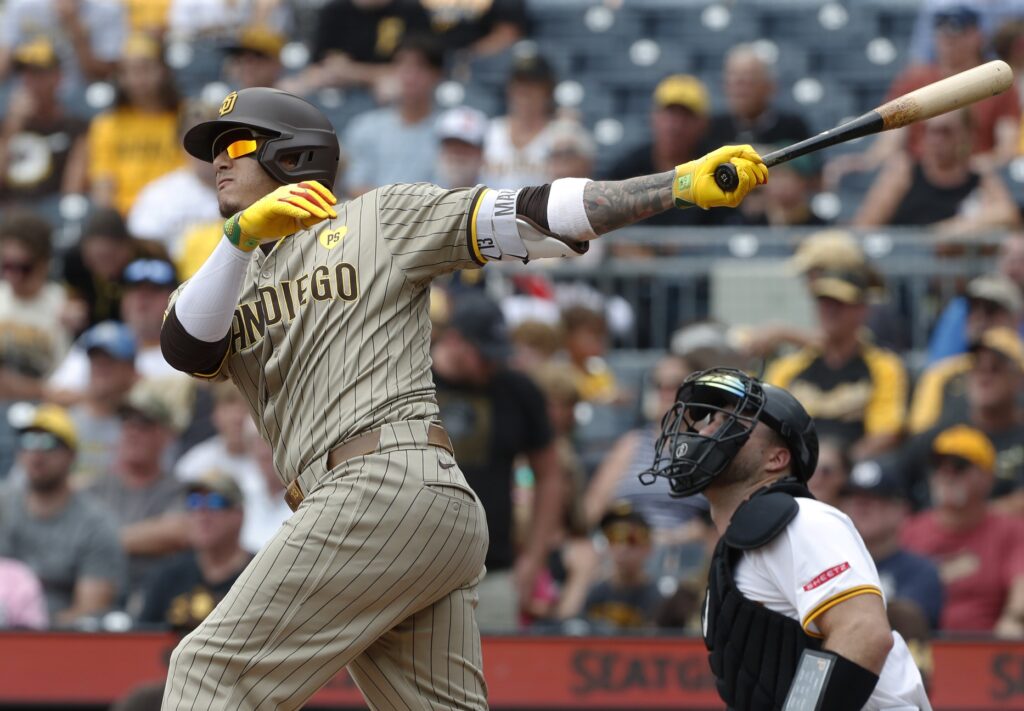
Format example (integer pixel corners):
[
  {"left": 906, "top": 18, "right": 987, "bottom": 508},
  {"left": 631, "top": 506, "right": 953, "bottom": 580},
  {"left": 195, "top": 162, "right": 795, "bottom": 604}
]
[
  {"left": 766, "top": 268, "right": 908, "bottom": 460},
  {"left": 87, "top": 33, "right": 183, "bottom": 215}
]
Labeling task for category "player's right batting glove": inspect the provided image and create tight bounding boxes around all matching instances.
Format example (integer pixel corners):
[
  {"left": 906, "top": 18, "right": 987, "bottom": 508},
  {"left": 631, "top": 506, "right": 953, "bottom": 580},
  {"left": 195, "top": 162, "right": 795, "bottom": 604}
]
[
  {"left": 673, "top": 144, "right": 768, "bottom": 210},
  {"left": 224, "top": 180, "right": 338, "bottom": 252}
]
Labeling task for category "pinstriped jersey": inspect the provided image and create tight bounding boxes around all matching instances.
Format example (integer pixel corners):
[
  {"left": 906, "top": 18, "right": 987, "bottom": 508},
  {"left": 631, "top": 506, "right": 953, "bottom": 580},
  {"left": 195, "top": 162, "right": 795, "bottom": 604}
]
[{"left": 168, "top": 183, "right": 486, "bottom": 482}]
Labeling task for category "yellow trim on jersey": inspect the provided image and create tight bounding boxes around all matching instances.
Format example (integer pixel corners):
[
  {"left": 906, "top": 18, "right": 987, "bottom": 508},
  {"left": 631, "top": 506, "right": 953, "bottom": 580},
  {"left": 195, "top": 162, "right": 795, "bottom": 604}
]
[
  {"left": 801, "top": 585, "right": 883, "bottom": 637},
  {"left": 190, "top": 344, "right": 230, "bottom": 381},
  {"left": 764, "top": 348, "right": 818, "bottom": 389},
  {"left": 468, "top": 188, "right": 490, "bottom": 265},
  {"left": 907, "top": 354, "right": 971, "bottom": 434},
  {"left": 861, "top": 345, "right": 908, "bottom": 436}
]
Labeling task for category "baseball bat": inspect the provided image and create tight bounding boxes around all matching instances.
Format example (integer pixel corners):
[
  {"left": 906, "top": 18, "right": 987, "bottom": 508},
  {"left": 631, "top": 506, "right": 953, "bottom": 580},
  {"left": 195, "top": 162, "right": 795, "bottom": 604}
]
[{"left": 713, "top": 59, "right": 1015, "bottom": 191}]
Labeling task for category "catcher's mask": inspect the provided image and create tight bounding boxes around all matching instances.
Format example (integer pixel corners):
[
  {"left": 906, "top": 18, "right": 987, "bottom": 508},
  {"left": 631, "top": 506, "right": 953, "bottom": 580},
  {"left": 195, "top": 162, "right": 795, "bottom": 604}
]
[
  {"left": 183, "top": 87, "right": 340, "bottom": 189},
  {"left": 641, "top": 368, "right": 818, "bottom": 497}
]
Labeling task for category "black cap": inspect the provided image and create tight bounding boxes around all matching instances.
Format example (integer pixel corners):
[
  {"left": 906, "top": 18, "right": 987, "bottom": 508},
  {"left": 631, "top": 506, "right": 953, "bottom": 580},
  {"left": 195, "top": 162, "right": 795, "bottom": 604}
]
[
  {"left": 842, "top": 458, "right": 904, "bottom": 499},
  {"left": 599, "top": 500, "right": 650, "bottom": 531},
  {"left": 449, "top": 296, "right": 511, "bottom": 362},
  {"left": 510, "top": 53, "right": 555, "bottom": 84}
]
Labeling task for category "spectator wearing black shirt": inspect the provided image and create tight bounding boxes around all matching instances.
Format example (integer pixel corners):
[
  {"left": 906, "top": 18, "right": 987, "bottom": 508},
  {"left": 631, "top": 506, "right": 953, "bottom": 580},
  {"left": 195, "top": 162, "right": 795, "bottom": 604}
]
[
  {"left": 421, "top": 0, "right": 527, "bottom": 58},
  {"left": 605, "top": 75, "right": 732, "bottom": 227},
  {"left": 707, "top": 43, "right": 811, "bottom": 148},
  {"left": 0, "top": 38, "right": 87, "bottom": 207},
  {"left": 137, "top": 473, "right": 252, "bottom": 632},
  {"left": 854, "top": 110, "right": 1019, "bottom": 232},
  {"left": 432, "top": 296, "right": 562, "bottom": 631}
]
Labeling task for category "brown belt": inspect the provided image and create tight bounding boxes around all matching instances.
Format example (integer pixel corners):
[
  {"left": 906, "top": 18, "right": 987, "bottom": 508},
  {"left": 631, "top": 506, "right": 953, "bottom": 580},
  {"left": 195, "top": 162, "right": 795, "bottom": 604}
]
[{"left": 284, "top": 423, "right": 453, "bottom": 512}]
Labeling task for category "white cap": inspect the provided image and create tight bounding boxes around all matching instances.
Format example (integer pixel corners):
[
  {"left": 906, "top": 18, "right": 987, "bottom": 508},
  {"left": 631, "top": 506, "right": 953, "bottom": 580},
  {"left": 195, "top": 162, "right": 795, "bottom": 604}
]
[{"left": 436, "top": 106, "right": 489, "bottom": 148}]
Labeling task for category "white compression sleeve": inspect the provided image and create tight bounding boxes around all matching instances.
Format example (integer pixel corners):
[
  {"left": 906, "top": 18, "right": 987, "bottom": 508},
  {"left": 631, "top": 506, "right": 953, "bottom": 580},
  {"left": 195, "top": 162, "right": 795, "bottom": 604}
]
[
  {"left": 174, "top": 237, "right": 252, "bottom": 342},
  {"left": 547, "top": 178, "right": 598, "bottom": 240}
]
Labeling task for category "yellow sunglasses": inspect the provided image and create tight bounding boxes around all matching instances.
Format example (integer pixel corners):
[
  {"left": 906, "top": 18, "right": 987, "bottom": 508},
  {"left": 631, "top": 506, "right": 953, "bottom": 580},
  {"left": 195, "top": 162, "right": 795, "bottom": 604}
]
[{"left": 225, "top": 139, "right": 258, "bottom": 159}]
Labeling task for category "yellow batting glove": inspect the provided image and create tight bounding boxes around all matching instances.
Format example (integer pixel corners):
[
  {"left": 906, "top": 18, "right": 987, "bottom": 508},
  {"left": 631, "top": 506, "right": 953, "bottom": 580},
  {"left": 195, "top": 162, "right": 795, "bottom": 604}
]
[
  {"left": 224, "top": 180, "right": 338, "bottom": 251},
  {"left": 673, "top": 144, "right": 768, "bottom": 210}
]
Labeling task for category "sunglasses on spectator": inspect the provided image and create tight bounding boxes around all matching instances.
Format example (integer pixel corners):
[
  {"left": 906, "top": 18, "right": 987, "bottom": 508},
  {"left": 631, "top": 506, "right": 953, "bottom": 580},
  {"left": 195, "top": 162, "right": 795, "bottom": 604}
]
[
  {"left": 122, "top": 259, "right": 176, "bottom": 286},
  {"left": 968, "top": 299, "right": 1008, "bottom": 317},
  {"left": 19, "top": 431, "right": 64, "bottom": 452},
  {"left": 1, "top": 260, "right": 34, "bottom": 276},
  {"left": 186, "top": 492, "right": 235, "bottom": 511},
  {"left": 602, "top": 523, "right": 651, "bottom": 546},
  {"left": 930, "top": 456, "right": 973, "bottom": 474}
]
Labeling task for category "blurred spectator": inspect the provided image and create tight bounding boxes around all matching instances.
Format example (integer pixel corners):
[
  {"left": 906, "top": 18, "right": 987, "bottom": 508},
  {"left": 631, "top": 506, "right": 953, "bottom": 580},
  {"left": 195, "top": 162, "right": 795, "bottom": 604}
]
[
  {"left": 51, "top": 258, "right": 183, "bottom": 393},
  {"left": 707, "top": 43, "right": 811, "bottom": 147},
  {"left": 61, "top": 208, "right": 158, "bottom": 332},
  {"left": 0, "top": 38, "right": 88, "bottom": 206},
  {"left": 126, "top": 100, "right": 220, "bottom": 259},
  {"left": 137, "top": 473, "right": 252, "bottom": 631},
  {"left": 545, "top": 119, "right": 596, "bottom": 181},
  {"left": 740, "top": 153, "right": 825, "bottom": 227},
  {"left": 0, "top": 557, "right": 47, "bottom": 629},
  {"left": 122, "top": 0, "right": 172, "bottom": 36},
  {"left": 910, "top": 0, "right": 1024, "bottom": 63},
  {"left": 110, "top": 682, "right": 166, "bottom": 711},
  {"left": 239, "top": 427, "right": 290, "bottom": 553},
  {"left": 167, "top": 0, "right": 290, "bottom": 40},
  {"left": 840, "top": 458, "right": 945, "bottom": 631},
  {"left": 902, "top": 425, "right": 1024, "bottom": 636},
  {"left": 560, "top": 305, "right": 618, "bottom": 405},
  {"left": 482, "top": 52, "right": 559, "bottom": 189},
  {"left": 434, "top": 106, "right": 488, "bottom": 188},
  {"left": 605, "top": 75, "right": 727, "bottom": 227},
  {"left": 807, "top": 436, "right": 852, "bottom": 507},
  {"left": 910, "top": 279, "right": 1023, "bottom": 433},
  {"left": 521, "top": 362, "right": 597, "bottom": 624},
  {"left": 581, "top": 502, "right": 664, "bottom": 631},
  {"left": 84, "top": 380, "right": 188, "bottom": 607},
  {"left": 0, "top": 0, "right": 126, "bottom": 82},
  {"left": 854, "top": 111, "right": 1019, "bottom": 232},
  {"left": 832, "top": 5, "right": 1020, "bottom": 182},
  {"left": 343, "top": 34, "right": 444, "bottom": 195},
  {"left": 279, "top": 0, "right": 429, "bottom": 95},
  {"left": 766, "top": 268, "right": 908, "bottom": 459},
  {"left": 0, "top": 210, "right": 70, "bottom": 394},
  {"left": 903, "top": 327, "right": 1024, "bottom": 509},
  {"left": 87, "top": 33, "right": 184, "bottom": 215},
  {"left": 67, "top": 322, "right": 138, "bottom": 487},
  {"left": 421, "top": 0, "right": 526, "bottom": 58},
  {"left": 222, "top": 25, "right": 284, "bottom": 90},
  {"left": 0, "top": 404, "right": 125, "bottom": 626},
  {"left": 432, "top": 296, "right": 561, "bottom": 631},
  {"left": 509, "top": 319, "right": 562, "bottom": 372},
  {"left": 927, "top": 233, "right": 1024, "bottom": 365}
]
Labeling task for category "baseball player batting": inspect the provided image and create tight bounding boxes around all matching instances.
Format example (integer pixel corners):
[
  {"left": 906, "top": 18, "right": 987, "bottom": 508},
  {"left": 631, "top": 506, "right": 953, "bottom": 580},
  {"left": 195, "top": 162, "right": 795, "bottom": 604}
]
[{"left": 158, "top": 87, "right": 767, "bottom": 710}]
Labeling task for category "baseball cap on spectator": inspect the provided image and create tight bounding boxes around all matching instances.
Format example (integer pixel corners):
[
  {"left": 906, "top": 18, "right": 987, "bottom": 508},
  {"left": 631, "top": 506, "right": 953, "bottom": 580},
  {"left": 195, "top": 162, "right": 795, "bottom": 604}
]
[
  {"left": 966, "top": 274, "right": 1023, "bottom": 316},
  {"left": 509, "top": 52, "right": 555, "bottom": 84},
  {"left": 82, "top": 207, "right": 132, "bottom": 243},
  {"left": 449, "top": 296, "right": 511, "bottom": 362},
  {"left": 119, "top": 380, "right": 185, "bottom": 432},
  {"left": 599, "top": 500, "right": 651, "bottom": 545},
  {"left": 790, "top": 230, "right": 865, "bottom": 274},
  {"left": 934, "top": 5, "right": 980, "bottom": 32},
  {"left": 930, "top": 424, "right": 996, "bottom": 473},
  {"left": 809, "top": 268, "right": 871, "bottom": 305},
  {"left": 968, "top": 326, "right": 1024, "bottom": 369},
  {"left": 79, "top": 321, "right": 137, "bottom": 361},
  {"left": 186, "top": 472, "right": 245, "bottom": 509},
  {"left": 225, "top": 25, "right": 285, "bottom": 58},
  {"left": 548, "top": 120, "right": 597, "bottom": 161},
  {"left": 12, "top": 37, "right": 60, "bottom": 71},
  {"left": 122, "top": 32, "right": 162, "bottom": 61},
  {"left": 122, "top": 258, "right": 178, "bottom": 289},
  {"left": 842, "top": 458, "right": 904, "bottom": 499},
  {"left": 436, "top": 107, "right": 489, "bottom": 148},
  {"left": 653, "top": 74, "right": 709, "bottom": 116},
  {"left": 18, "top": 403, "right": 78, "bottom": 451}
]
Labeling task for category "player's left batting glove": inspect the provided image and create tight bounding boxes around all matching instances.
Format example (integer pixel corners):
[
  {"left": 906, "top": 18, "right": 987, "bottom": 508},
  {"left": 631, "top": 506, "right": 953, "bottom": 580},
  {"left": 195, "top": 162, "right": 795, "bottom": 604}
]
[
  {"left": 224, "top": 180, "right": 338, "bottom": 252},
  {"left": 673, "top": 144, "right": 768, "bottom": 210}
]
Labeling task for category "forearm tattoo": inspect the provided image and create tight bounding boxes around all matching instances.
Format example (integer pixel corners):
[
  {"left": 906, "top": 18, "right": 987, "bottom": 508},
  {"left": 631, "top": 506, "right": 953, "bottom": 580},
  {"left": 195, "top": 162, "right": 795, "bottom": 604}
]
[{"left": 583, "top": 170, "right": 676, "bottom": 235}]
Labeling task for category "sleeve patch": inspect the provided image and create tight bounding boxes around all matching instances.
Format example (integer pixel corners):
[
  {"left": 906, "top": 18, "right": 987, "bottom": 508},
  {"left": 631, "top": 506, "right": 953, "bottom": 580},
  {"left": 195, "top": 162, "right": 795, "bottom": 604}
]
[{"left": 802, "top": 562, "right": 850, "bottom": 591}]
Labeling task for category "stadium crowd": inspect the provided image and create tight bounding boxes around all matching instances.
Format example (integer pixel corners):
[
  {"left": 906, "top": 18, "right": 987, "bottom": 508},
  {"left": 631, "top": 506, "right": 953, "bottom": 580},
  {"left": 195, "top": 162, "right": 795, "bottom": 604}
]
[{"left": 2, "top": 1, "right": 1024, "bottom": 692}]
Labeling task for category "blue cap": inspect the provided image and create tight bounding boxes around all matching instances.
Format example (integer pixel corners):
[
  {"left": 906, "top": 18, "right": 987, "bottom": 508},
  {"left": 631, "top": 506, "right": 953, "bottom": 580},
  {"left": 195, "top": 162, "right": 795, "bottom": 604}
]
[
  {"left": 79, "top": 320, "right": 137, "bottom": 361},
  {"left": 122, "top": 259, "right": 177, "bottom": 288},
  {"left": 934, "top": 5, "right": 980, "bottom": 31}
]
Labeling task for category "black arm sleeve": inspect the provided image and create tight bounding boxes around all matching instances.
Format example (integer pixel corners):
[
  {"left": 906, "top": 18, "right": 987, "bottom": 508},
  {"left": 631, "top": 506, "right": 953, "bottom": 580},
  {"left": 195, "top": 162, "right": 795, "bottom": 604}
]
[
  {"left": 516, "top": 184, "right": 551, "bottom": 230},
  {"left": 786, "top": 649, "right": 880, "bottom": 711},
  {"left": 160, "top": 306, "right": 231, "bottom": 377}
]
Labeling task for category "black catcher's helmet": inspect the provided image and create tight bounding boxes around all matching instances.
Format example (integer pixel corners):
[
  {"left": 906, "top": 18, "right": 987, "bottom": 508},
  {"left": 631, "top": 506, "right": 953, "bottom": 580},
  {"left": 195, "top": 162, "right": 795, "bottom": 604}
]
[
  {"left": 640, "top": 368, "right": 818, "bottom": 497},
  {"left": 183, "top": 88, "right": 340, "bottom": 188}
]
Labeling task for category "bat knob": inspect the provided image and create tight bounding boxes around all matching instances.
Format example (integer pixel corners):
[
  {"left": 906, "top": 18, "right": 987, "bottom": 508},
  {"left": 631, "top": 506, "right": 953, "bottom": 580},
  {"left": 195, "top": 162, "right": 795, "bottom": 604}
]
[{"left": 714, "top": 162, "right": 740, "bottom": 192}]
